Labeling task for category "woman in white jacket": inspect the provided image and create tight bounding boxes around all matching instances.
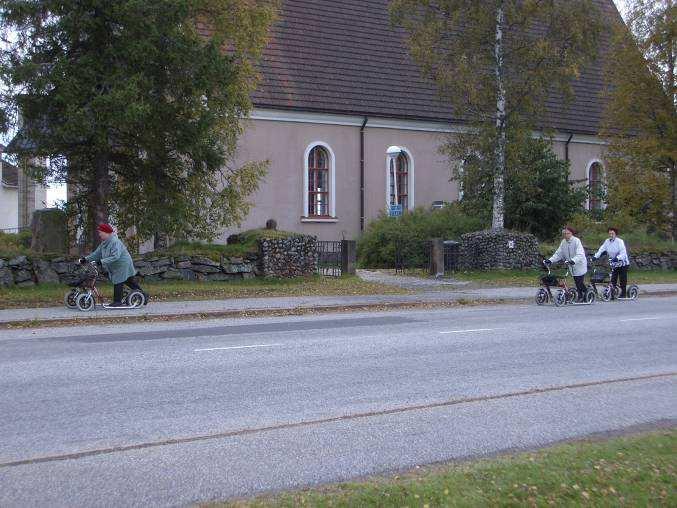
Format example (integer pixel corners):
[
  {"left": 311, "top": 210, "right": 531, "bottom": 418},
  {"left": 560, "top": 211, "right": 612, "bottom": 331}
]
[
  {"left": 545, "top": 226, "right": 588, "bottom": 301},
  {"left": 592, "top": 227, "right": 630, "bottom": 298}
]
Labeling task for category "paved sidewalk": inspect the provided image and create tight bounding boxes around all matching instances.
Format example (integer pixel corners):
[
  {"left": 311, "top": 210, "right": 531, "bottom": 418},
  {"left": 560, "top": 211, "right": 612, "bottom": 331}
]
[{"left": 1, "top": 283, "right": 676, "bottom": 325}]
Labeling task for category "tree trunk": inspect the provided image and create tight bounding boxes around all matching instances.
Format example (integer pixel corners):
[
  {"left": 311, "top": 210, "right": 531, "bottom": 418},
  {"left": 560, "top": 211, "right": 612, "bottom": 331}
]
[
  {"left": 492, "top": 1, "right": 507, "bottom": 230},
  {"left": 670, "top": 161, "right": 677, "bottom": 241},
  {"left": 89, "top": 154, "right": 111, "bottom": 248}
]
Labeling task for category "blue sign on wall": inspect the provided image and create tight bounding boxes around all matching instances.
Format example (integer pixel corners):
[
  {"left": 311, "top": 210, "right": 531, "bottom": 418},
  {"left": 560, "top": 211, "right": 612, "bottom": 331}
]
[{"left": 388, "top": 204, "right": 403, "bottom": 217}]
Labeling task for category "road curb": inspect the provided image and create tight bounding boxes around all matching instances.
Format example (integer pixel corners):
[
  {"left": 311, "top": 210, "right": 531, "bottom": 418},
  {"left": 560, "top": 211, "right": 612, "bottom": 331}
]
[
  {"left": 0, "top": 298, "right": 519, "bottom": 329},
  {"left": 2, "top": 291, "right": 676, "bottom": 330}
]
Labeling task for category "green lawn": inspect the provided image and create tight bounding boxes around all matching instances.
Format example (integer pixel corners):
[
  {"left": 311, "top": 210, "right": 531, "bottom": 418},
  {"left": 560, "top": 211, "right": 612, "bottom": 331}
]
[
  {"left": 0, "top": 275, "right": 410, "bottom": 310},
  {"left": 221, "top": 429, "right": 676, "bottom": 507}
]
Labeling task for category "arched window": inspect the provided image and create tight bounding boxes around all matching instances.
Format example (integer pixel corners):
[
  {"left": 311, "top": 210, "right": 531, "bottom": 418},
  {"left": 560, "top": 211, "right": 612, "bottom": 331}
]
[
  {"left": 388, "top": 151, "right": 410, "bottom": 209},
  {"left": 306, "top": 145, "right": 331, "bottom": 217},
  {"left": 588, "top": 161, "right": 604, "bottom": 212}
]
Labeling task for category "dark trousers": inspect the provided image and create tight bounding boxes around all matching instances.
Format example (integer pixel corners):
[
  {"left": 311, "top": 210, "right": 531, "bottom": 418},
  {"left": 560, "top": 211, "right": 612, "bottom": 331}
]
[
  {"left": 573, "top": 275, "right": 586, "bottom": 300},
  {"left": 611, "top": 265, "right": 628, "bottom": 296},
  {"left": 113, "top": 276, "right": 143, "bottom": 304}
]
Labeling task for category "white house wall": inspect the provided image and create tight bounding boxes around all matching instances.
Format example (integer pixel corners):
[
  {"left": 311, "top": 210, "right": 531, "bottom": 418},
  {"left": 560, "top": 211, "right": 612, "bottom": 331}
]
[{"left": 0, "top": 187, "right": 19, "bottom": 230}]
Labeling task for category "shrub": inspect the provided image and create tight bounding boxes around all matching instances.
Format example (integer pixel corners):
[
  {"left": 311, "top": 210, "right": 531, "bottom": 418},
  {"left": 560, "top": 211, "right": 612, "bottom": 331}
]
[
  {"left": 0, "top": 231, "right": 32, "bottom": 257},
  {"left": 158, "top": 229, "right": 299, "bottom": 261},
  {"left": 457, "top": 137, "right": 586, "bottom": 240},
  {"left": 357, "top": 204, "right": 485, "bottom": 268}
]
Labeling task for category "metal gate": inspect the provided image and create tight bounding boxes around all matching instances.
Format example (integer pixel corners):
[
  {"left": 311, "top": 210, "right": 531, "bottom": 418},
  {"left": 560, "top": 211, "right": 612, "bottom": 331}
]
[{"left": 317, "top": 241, "right": 343, "bottom": 277}]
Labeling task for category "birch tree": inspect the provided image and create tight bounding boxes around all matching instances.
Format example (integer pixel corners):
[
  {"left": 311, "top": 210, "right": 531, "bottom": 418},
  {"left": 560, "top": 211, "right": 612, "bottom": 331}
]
[{"left": 391, "top": 0, "right": 603, "bottom": 229}]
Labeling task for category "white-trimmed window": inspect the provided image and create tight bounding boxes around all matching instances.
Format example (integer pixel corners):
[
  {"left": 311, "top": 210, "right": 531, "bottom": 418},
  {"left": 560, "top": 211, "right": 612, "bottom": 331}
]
[
  {"left": 587, "top": 160, "right": 606, "bottom": 212},
  {"left": 385, "top": 148, "right": 414, "bottom": 210},
  {"left": 303, "top": 142, "right": 336, "bottom": 220}
]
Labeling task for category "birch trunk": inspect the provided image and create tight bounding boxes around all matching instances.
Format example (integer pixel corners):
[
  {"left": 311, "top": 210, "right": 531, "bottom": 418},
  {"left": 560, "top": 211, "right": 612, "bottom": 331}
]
[{"left": 492, "top": 1, "right": 507, "bottom": 230}]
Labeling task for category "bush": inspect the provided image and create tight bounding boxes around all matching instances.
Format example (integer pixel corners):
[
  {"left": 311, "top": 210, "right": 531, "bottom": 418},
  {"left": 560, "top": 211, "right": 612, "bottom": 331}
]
[
  {"left": 158, "top": 229, "right": 299, "bottom": 261},
  {"left": 357, "top": 204, "right": 485, "bottom": 268},
  {"left": 457, "top": 137, "right": 586, "bottom": 241},
  {"left": 0, "top": 231, "right": 32, "bottom": 257}
]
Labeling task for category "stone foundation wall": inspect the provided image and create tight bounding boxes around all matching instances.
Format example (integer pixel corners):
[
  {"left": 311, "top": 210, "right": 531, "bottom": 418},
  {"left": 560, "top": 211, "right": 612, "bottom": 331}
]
[
  {"left": 258, "top": 236, "right": 318, "bottom": 277},
  {"left": 459, "top": 230, "right": 541, "bottom": 270}
]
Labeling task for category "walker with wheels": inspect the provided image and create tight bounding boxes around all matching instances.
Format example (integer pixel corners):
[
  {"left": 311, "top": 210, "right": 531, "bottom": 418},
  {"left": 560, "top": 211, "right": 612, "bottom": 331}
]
[
  {"left": 536, "top": 260, "right": 595, "bottom": 307},
  {"left": 64, "top": 261, "right": 146, "bottom": 311},
  {"left": 589, "top": 258, "right": 639, "bottom": 302}
]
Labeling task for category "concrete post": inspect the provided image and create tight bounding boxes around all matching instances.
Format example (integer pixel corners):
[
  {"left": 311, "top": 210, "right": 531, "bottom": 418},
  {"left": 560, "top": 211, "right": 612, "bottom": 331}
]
[
  {"left": 429, "top": 238, "right": 445, "bottom": 278},
  {"left": 341, "top": 240, "right": 357, "bottom": 276}
]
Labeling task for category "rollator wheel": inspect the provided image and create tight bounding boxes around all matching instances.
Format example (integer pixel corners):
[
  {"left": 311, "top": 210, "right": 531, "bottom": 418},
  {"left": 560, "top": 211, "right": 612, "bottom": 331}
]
[
  {"left": 627, "top": 285, "right": 639, "bottom": 300},
  {"left": 566, "top": 288, "right": 577, "bottom": 304},
  {"left": 554, "top": 289, "right": 566, "bottom": 307},
  {"left": 126, "top": 290, "right": 145, "bottom": 308},
  {"left": 64, "top": 289, "right": 79, "bottom": 309},
  {"left": 535, "top": 288, "right": 548, "bottom": 306},
  {"left": 76, "top": 293, "right": 95, "bottom": 312},
  {"left": 584, "top": 287, "right": 596, "bottom": 304}
]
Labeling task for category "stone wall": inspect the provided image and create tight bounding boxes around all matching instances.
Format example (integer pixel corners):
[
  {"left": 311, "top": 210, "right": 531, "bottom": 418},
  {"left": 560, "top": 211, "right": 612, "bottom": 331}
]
[
  {"left": 259, "top": 236, "right": 318, "bottom": 277},
  {"left": 0, "top": 234, "right": 320, "bottom": 287},
  {"left": 582, "top": 248, "right": 676, "bottom": 270},
  {"left": 459, "top": 229, "right": 541, "bottom": 270}
]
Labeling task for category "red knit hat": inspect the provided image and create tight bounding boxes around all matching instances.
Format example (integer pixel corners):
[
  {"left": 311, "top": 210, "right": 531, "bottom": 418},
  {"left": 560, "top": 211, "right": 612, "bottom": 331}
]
[{"left": 97, "top": 223, "right": 114, "bottom": 234}]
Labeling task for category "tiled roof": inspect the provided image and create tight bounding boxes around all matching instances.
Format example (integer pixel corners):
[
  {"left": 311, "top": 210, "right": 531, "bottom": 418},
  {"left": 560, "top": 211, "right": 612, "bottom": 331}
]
[
  {"left": 1, "top": 160, "right": 19, "bottom": 187},
  {"left": 250, "top": 0, "right": 620, "bottom": 135}
]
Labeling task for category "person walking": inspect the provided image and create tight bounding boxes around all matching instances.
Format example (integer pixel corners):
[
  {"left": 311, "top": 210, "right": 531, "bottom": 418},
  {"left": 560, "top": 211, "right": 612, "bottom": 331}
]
[
  {"left": 592, "top": 227, "right": 630, "bottom": 298},
  {"left": 80, "top": 223, "right": 148, "bottom": 307},
  {"left": 545, "top": 226, "right": 588, "bottom": 301}
]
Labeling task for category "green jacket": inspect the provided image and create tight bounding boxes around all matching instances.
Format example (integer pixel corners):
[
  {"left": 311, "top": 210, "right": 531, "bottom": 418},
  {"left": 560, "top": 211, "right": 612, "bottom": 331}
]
[{"left": 86, "top": 235, "right": 137, "bottom": 284}]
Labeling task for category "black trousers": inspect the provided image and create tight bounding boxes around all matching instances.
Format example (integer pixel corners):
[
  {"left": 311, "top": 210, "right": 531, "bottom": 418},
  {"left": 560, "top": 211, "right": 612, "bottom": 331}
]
[
  {"left": 113, "top": 276, "right": 143, "bottom": 304},
  {"left": 611, "top": 265, "right": 628, "bottom": 296},
  {"left": 573, "top": 275, "right": 586, "bottom": 299}
]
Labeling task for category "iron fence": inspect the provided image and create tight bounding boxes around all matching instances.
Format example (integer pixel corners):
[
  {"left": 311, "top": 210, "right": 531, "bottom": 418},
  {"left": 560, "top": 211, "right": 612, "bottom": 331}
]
[
  {"left": 443, "top": 240, "right": 461, "bottom": 272},
  {"left": 0, "top": 226, "right": 30, "bottom": 235},
  {"left": 317, "top": 240, "right": 343, "bottom": 277},
  {"left": 394, "top": 240, "right": 431, "bottom": 274}
]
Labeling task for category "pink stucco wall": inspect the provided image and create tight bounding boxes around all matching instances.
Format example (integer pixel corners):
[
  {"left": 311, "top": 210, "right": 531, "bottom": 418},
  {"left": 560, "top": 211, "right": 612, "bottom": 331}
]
[{"left": 222, "top": 117, "right": 606, "bottom": 242}]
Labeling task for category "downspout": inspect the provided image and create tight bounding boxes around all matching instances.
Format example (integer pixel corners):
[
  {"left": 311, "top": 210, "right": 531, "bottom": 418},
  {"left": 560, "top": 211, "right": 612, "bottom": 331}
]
[
  {"left": 360, "top": 116, "right": 368, "bottom": 231},
  {"left": 564, "top": 133, "right": 574, "bottom": 163}
]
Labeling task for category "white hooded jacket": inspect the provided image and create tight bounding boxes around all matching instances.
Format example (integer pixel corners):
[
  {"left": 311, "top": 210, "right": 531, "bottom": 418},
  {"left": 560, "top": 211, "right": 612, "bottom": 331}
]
[
  {"left": 594, "top": 237, "right": 630, "bottom": 266},
  {"left": 549, "top": 236, "right": 588, "bottom": 276}
]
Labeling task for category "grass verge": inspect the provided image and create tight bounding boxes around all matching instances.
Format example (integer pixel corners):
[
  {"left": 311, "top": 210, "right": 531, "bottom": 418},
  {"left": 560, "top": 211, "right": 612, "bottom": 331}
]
[
  {"left": 0, "top": 275, "right": 410, "bottom": 310},
  {"left": 220, "top": 429, "right": 676, "bottom": 507}
]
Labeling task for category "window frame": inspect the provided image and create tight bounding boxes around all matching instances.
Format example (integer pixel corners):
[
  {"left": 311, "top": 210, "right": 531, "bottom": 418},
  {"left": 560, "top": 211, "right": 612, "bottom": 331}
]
[
  {"left": 385, "top": 147, "right": 414, "bottom": 211},
  {"left": 587, "top": 159, "right": 606, "bottom": 212},
  {"left": 303, "top": 142, "right": 336, "bottom": 221}
]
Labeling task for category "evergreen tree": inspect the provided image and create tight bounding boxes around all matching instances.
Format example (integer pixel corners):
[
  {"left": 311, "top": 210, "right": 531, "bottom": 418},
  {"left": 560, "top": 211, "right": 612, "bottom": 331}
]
[{"left": 0, "top": 0, "right": 277, "bottom": 246}]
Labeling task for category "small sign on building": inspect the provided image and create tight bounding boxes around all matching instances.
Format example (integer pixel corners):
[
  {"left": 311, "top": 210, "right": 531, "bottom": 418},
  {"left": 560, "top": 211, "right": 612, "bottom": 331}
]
[{"left": 388, "top": 204, "right": 403, "bottom": 217}]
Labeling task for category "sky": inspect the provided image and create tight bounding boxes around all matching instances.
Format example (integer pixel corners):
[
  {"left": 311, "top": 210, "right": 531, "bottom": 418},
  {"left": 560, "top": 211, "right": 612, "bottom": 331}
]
[{"left": 44, "top": 0, "right": 632, "bottom": 207}]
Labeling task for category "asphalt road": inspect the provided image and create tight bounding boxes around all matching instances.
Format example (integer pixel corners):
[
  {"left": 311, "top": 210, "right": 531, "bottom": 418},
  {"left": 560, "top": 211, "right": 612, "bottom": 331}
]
[{"left": 1, "top": 297, "right": 676, "bottom": 506}]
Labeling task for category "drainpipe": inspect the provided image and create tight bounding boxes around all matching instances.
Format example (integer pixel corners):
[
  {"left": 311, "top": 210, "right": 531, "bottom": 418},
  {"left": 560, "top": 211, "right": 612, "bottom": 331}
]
[
  {"left": 564, "top": 133, "right": 574, "bottom": 163},
  {"left": 360, "top": 116, "right": 368, "bottom": 231}
]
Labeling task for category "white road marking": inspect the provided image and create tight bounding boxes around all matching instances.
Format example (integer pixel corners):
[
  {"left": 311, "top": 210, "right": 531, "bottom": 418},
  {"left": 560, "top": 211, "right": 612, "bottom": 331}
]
[
  {"left": 439, "top": 328, "right": 496, "bottom": 334},
  {"left": 194, "top": 344, "right": 282, "bottom": 352},
  {"left": 619, "top": 317, "right": 663, "bottom": 322}
]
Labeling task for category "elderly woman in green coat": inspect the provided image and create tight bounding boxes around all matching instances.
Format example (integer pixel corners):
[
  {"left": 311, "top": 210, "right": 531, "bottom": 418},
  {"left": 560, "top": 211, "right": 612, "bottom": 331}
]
[{"left": 80, "top": 223, "right": 148, "bottom": 307}]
